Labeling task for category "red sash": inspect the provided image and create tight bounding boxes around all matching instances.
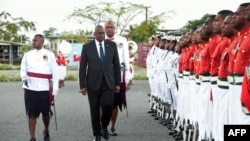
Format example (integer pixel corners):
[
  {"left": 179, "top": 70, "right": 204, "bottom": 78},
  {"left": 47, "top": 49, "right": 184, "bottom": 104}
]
[{"left": 27, "top": 72, "right": 53, "bottom": 106}]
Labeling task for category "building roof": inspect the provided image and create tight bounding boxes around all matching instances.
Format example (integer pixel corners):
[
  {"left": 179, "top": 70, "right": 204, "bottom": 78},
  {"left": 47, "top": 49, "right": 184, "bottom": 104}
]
[{"left": 0, "top": 40, "right": 24, "bottom": 46}]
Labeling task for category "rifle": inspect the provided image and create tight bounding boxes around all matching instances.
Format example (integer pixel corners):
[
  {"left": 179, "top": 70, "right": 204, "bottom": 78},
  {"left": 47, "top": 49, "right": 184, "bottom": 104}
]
[
  {"left": 53, "top": 100, "right": 58, "bottom": 130},
  {"left": 174, "top": 73, "right": 179, "bottom": 91},
  {"left": 50, "top": 100, "right": 58, "bottom": 130},
  {"left": 165, "top": 71, "right": 169, "bottom": 82},
  {"left": 165, "top": 71, "right": 174, "bottom": 105}
]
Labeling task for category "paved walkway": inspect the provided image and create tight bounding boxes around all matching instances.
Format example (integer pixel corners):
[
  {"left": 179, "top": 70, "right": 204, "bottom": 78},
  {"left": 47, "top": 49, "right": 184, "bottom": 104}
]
[{"left": 0, "top": 80, "right": 175, "bottom": 141}]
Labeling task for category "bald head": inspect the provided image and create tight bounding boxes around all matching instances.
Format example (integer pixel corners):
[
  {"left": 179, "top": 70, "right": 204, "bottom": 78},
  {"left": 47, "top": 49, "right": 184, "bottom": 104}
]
[{"left": 105, "top": 20, "right": 116, "bottom": 38}]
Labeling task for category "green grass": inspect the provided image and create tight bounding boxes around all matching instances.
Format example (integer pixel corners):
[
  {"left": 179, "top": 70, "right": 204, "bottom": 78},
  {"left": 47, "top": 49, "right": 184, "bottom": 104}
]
[
  {"left": 0, "top": 63, "right": 20, "bottom": 70},
  {"left": 0, "top": 72, "right": 21, "bottom": 82},
  {"left": 0, "top": 63, "right": 148, "bottom": 82}
]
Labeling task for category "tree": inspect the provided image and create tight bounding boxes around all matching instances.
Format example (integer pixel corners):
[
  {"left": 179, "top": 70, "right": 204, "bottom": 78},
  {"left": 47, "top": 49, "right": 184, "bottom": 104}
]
[
  {"left": 128, "top": 19, "right": 160, "bottom": 43},
  {"left": 19, "top": 45, "right": 33, "bottom": 56},
  {"left": 43, "top": 27, "right": 58, "bottom": 38},
  {"left": 67, "top": 1, "right": 168, "bottom": 35},
  {"left": 58, "top": 30, "right": 88, "bottom": 43},
  {"left": 14, "top": 34, "right": 30, "bottom": 44},
  {"left": 126, "top": 8, "right": 176, "bottom": 43},
  {"left": 0, "top": 11, "right": 35, "bottom": 42},
  {"left": 182, "top": 14, "right": 211, "bottom": 33}
]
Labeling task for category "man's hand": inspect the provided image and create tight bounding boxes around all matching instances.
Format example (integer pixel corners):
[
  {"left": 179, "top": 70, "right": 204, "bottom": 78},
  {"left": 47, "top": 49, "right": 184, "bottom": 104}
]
[
  {"left": 79, "top": 88, "right": 87, "bottom": 96},
  {"left": 115, "top": 85, "right": 120, "bottom": 93}
]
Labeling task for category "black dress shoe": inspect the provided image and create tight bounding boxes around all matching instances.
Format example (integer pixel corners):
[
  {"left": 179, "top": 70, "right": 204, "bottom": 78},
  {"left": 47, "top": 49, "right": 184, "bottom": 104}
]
[
  {"left": 174, "top": 134, "right": 183, "bottom": 141},
  {"left": 93, "top": 136, "right": 101, "bottom": 141},
  {"left": 29, "top": 138, "right": 36, "bottom": 141},
  {"left": 154, "top": 116, "right": 160, "bottom": 120},
  {"left": 102, "top": 128, "right": 109, "bottom": 140},
  {"left": 43, "top": 131, "right": 50, "bottom": 141},
  {"left": 147, "top": 110, "right": 154, "bottom": 114},
  {"left": 168, "top": 130, "right": 177, "bottom": 136}
]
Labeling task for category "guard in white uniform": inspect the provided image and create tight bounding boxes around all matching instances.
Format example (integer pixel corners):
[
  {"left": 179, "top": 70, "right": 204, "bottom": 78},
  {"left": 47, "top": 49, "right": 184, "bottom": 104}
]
[
  {"left": 105, "top": 20, "right": 131, "bottom": 136},
  {"left": 20, "top": 34, "right": 59, "bottom": 141}
]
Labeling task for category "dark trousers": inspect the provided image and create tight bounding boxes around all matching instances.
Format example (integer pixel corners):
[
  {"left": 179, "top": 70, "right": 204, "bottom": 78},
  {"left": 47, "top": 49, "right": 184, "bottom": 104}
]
[{"left": 87, "top": 79, "right": 114, "bottom": 136}]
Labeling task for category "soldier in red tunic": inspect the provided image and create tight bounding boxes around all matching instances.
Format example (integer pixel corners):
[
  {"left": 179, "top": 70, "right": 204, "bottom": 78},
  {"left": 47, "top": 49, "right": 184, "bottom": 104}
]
[
  {"left": 228, "top": 3, "right": 250, "bottom": 125},
  {"left": 241, "top": 3, "right": 250, "bottom": 114}
]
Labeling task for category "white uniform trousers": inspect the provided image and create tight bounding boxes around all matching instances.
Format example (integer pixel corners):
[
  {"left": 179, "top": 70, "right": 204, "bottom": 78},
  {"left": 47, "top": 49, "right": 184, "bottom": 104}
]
[
  {"left": 176, "top": 78, "right": 184, "bottom": 122},
  {"left": 193, "top": 82, "right": 201, "bottom": 132},
  {"left": 179, "top": 76, "right": 190, "bottom": 121},
  {"left": 181, "top": 76, "right": 191, "bottom": 122},
  {"left": 188, "top": 79, "right": 198, "bottom": 125},
  {"left": 211, "top": 84, "right": 219, "bottom": 141},
  {"left": 197, "top": 81, "right": 212, "bottom": 140},
  {"left": 217, "top": 87, "right": 229, "bottom": 141},
  {"left": 228, "top": 84, "right": 244, "bottom": 124},
  {"left": 169, "top": 87, "right": 178, "bottom": 111},
  {"left": 148, "top": 75, "right": 155, "bottom": 109},
  {"left": 229, "top": 84, "right": 250, "bottom": 125},
  {"left": 58, "top": 65, "right": 66, "bottom": 80}
]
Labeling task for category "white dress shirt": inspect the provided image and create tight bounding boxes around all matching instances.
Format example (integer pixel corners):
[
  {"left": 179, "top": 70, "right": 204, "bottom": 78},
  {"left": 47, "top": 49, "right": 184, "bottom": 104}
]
[
  {"left": 95, "top": 39, "right": 105, "bottom": 58},
  {"left": 106, "top": 34, "right": 131, "bottom": 86},
  {"left": 20, "top": 48, "right": 59, "bottom": 96}
]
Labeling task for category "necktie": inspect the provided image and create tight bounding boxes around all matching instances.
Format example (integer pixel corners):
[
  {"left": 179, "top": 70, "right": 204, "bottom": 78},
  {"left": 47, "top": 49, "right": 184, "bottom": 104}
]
[{"left": 99, "top": 43, "right": 104, "bottom": 62}]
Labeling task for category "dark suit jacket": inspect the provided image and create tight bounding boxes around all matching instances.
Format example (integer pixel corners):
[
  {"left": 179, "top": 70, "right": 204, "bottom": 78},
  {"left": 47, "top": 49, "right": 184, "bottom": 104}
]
[{"left": 79, "top": 39, "right": 121, "bottom": 91}]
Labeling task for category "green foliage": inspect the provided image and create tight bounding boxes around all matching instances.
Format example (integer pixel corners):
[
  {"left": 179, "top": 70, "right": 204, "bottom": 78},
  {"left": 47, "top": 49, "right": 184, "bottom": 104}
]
[
  {"left": 0, "top": 11, "right": 35, "bottom": 42},
  {"left": 133, "top": 75, "right": 148, "bottom": 80},
  {"left": 66, "top": 66, "right": 78, "bottom": 70},
  {"left": 19, "top": 45, "right": 33, "bottom": 56},
  {"left": 0, "top": 64, "right": 147, "bottom": 81},
  {"left": 65, "top": 72, "right": 78, "bottom": 81},
  {"left": 43, "top": 27, "right": 57, "bottom": 38},
  {"left": 10, "top": 74, "right": 21, "bottom": 81},
  {"left": 128, "top": 20, "right": 160, "bottom": 43},
  {"left": 0, "top": 63, "right": 20, "bottom": 70},
  {"left": 182, "top": 14, "right": 211, "bottom": 33},
  {"left": 0, "top": 72, "right": 21, "bottom": 82},
  {"left": 0, "top": 72, "right": 10, "bottom": 82},
  {"left": 68, "top": 1, "right": 151, "bottom": 35},
  {"left": 58, "top": 31, "right": 88, "bottom": 43}
]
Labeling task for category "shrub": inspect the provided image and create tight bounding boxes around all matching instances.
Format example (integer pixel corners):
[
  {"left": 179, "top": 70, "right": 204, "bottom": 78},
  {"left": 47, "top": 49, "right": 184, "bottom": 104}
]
[
  {"left": 0, "top": 63, "right": 20, "bottom": 70},
  {"left": 0, "top": 73, "right": 11, "bottom": 82},
  {"left": 133, "top": 75, "right": 148, "bottom": 80},
  {"left": 65, "top": 72, "right": 78, "bottom": 81}
]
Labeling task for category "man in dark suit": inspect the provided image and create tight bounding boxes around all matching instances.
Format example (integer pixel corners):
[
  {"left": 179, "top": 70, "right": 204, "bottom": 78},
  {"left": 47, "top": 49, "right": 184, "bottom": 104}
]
[{"left": 79, "top": 25, "right": 121, "bottom": 141}]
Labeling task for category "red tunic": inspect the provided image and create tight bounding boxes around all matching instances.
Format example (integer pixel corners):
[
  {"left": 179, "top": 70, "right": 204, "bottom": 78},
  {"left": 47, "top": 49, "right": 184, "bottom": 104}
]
[
  {"left": 200, "top": 35, "right": 222, "bottom": 75},
  {"left": 194, "top": 43, "right": 203, "bottom": 77},
  {"left": 218, "top": 35, "right": 237, "bottom": 79},
  {"left": 188, "top": 44, "right": 197, "bottom": 74},
  {"left": 178, "top": 51, "right": 184, "bottom": 74},
  {"left": 182, "top": 46, "right": 190, "bottom": 71},
  {"left": 241, "top": 72, "right": 250, "bottom": 112},
  {"left": 210, "top": 36, "right": 229, "bottom": 76},
  {"left": 228, "top": 27, "right": 250, "bottom": 75},
  {"left": 234, "top": 28, "right": 250, "bottom": 75}
]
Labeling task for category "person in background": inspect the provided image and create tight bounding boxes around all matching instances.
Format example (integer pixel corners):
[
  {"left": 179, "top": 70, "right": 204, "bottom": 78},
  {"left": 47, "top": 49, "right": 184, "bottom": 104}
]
[
  {"left": 20, "top": 34, "right": 59, "bottom": 141},
  {"left": 57, "top": 52, "right": 68, "bottom": 87},
  {"left": 128, "top": 45, "right": 137, "bottom": 82},
  {"left": 228, "top": 2, "right": 250, "bottom": 125},
  {"left": 104, "top": 20, "right": 131, "bottom": 136}
]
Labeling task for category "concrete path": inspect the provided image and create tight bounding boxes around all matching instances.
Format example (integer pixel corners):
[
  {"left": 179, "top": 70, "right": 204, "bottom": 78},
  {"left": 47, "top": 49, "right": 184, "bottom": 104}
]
[{"left": 0, "top": 80, "right": 175, "bottom": 141}]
